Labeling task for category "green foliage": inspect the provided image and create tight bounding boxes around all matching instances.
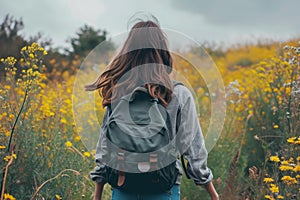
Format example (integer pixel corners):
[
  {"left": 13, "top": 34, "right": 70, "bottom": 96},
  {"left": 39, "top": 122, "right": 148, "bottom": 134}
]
[
  {"left": 235, "top": 58, "right": 253, "bottom": 67},
  {"left": 68, "top": 24, "right": 114, "bottom": 58}
]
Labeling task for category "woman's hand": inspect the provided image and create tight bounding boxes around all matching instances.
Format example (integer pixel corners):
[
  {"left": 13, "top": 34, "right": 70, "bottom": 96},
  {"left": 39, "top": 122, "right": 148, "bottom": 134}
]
[
  {"left": 93, "top": 182, "right": 105, "bottom": 200},
  {"left": 210, "top": 193, "right": 219, "bottom": 200},
  {"left": 203, "top": 181, "right": 219, "bottom": 200}
]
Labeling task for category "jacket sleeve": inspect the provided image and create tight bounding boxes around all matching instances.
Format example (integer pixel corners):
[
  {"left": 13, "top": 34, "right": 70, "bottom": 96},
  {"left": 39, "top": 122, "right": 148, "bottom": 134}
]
[
  {"left": 176, "top": 85, "right": 213, "bottom": 185},
  {"left": 90, "top": 108, "right": 109, "bottom": 184}
]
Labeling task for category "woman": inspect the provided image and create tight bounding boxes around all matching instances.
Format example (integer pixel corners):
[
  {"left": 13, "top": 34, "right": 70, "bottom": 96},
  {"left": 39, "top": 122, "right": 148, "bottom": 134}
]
[{"left": 86, "top": 18, "right": 219, "bottom": 200}]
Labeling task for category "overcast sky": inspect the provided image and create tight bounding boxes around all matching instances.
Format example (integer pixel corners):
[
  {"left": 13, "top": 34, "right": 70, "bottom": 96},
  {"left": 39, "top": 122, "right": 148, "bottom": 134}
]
[{"left": 1, "top": 0, "right": 299, "bottom": 49}]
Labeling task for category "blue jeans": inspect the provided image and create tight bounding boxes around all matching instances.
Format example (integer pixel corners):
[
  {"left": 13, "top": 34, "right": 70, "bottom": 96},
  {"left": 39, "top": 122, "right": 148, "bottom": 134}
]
[{"left": 111, "top": 184, "right": 180, "bottom": 200}]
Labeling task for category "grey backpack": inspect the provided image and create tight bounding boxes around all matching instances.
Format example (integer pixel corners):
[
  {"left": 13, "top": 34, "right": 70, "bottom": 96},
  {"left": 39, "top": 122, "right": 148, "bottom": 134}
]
[{"left": 104, "top": 81, "right": 188, "bottom": 193}]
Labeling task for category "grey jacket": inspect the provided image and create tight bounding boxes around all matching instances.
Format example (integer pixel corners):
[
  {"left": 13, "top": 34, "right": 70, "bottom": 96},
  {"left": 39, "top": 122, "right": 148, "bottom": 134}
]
[{"left": 90, "top": 84, "right": 213, "bottom": 186}]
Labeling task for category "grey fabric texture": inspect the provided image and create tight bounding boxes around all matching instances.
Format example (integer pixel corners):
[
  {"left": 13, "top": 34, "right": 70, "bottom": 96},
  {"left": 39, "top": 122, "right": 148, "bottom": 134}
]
[{"left": 90, "top": 84, "right": 213, "bottom": 186}]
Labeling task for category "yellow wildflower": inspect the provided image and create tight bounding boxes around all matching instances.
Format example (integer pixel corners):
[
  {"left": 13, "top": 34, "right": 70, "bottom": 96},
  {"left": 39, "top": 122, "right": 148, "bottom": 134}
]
[
  {"left": 60, "top": 118, "right": 67, "bottom": 124},
  {"left": 55, "top": 194, "right": 62, "bottom": 200},
  {"left": 279, "top": 165, "right": 293, "bottom": 171},
  {"left": 281, "top": 175, "right": 297, "bottom": 185},
  {"left": 277, "top": 195, "right": 284, "bottom": 199},
  {"left": 0, "top": 145, "right": 5, "bottom": 149},
  {"left": 281, "top": 160, "right": 289, "bottom": 165},
  {"left": 3, "top": 193, "right": 16, "bottom": 200},
  {"left": 293, "top": 165, "right": 300, "bottom": 172},
  {"left": 4, "top": 154, "right": 17, "bottom": 162},
  {"left": 2, "top": 56, "right": 17, "bottom": 65},
  {"left": 287, "top": 137, "right": 296, "bottom": 144},
  {"left": 5, "top": 131, "right": 10, "bottom": 137},
  {"left": 264, "top": 195, "right": 272, "bottom": 199},
  {"left": 4, "top": 155, "right": 12, "bottom": 161},
  {"left": 59, "top": 108, "right": 67, "bottom": 114},
  {"left": 74, "top": 136, "right": 81, "bottom": 142},
  {"left": 29, "top": 53, "right": 34, "bottom": 58},
  {"left": 285, "top": 87, "right": 291, "bottom": 95},
  {"left": 65, "top": 141, "right": 72, "bottom": 147},
  {"left": 273, "top": 125, "right": 279, "bottom": 129},
  {"left": 269, "top": 184, "right": 279, "bottom": 193},
  {"left": 9, "top": 114, "right": 14, "bottom": 119},
  {"left": 264, "top": 177, "right": 274, "bottom": 183},
  {"left": 83, "top": 151, "right": 91, "bottom": 157},
  {"left": 270, "top": 156, "right": 280, "bottom": 162}
]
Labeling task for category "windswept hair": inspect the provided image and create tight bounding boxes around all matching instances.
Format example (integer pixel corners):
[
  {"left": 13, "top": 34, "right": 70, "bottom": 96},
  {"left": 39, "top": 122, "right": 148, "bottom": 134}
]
[{"left": 85, "top": 20, "right": 173, "bottom": 107}]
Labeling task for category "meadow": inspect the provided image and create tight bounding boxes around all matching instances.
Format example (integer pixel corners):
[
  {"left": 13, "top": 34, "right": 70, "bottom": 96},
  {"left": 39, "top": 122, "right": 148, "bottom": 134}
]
[{"left": 0, "top": 17, "right": 299, "bottom": 200}]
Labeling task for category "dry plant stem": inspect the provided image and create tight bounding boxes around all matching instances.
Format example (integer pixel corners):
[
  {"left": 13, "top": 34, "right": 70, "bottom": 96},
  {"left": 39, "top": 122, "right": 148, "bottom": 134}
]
[
  {"left": 0, "top": 150, "right": 15, "bottom": 200},
  {"left": 30, "top": 169, "right": 80, "bottom": 200},
  {"left": 70, "top": 146, "right": 88, "bottom": 161}
]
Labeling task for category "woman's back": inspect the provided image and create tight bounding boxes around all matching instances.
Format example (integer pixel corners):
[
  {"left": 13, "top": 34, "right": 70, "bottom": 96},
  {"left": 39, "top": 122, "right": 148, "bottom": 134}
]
[{"left": 87, "top": 16, "right": 219, "bottom": 200}]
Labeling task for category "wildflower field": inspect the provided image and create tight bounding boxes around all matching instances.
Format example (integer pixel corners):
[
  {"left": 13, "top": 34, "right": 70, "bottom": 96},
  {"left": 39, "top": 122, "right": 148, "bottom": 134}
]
[{"left": 0, "top": 16, "right": 299, "bottom": 200}]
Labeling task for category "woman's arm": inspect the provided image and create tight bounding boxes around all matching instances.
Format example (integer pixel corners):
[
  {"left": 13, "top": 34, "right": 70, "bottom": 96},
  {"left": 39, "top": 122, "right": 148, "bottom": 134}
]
[
  {"left": 204, "top": 181, "right": 219, "bottom": 200},
  {"left": 93, "top": 182, "right": 104, "bottom": 200},
  {"left": 175, "top": 85, "right": 218, "bottom": 198},
  {"left": 91, "top": 109, "right": 109, "bottom": 200}
]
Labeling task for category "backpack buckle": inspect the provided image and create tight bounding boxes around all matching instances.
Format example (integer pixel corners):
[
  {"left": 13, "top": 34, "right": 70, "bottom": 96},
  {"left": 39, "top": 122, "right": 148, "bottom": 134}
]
[
  {"left": 138, "top": 162, "right": 151, "bottom": 172},
  {"left": 150, "top": 154, "right": 158, "bottom": 170},
  {"left": 117, "top": 151, "right": 124, "bottom": 161},
  {"left": 117, "top": 150, "right": 126, "bottom": 186},
  {"left": 117, "top": 151, "right": 125, "bottom": 171}
]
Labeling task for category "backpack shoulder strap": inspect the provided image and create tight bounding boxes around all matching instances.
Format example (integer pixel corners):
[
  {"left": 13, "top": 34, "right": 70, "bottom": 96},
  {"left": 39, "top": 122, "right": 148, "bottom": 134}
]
[
  {"left": 172, "top": 80, "right": 184, "bottom": 87},
  {"left": 107, "top": 81, "right": 183, "bottom": 114},
  {"left": 106, "top": 104, "right": 113, "bottom": 116},
  {"left": 180, "top": 155, "right": 191, "bottom": 179}
]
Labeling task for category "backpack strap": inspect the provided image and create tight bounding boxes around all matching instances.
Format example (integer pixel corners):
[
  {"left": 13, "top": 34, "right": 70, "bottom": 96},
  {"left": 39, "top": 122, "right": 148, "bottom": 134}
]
[
  {"left": 180, "top": 155, "right": 191, "bottom": 179},
  {"left": 172, "top": 80, "right": 183, "bottom": 88},
  {"left": 122, "top": 86, "right": 150, "bottom": 102},
  {"left": 107, "top": 81, "right": 182, "bottom": 113},
  {"left": 117, "top": 150, "right": 126, "bottom": 186}
]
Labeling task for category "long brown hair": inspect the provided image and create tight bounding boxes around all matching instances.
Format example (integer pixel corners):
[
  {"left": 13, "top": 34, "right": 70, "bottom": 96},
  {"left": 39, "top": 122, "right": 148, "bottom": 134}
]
[{"left": 85, "top": 20, "right": 173, "bottom": 107}]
